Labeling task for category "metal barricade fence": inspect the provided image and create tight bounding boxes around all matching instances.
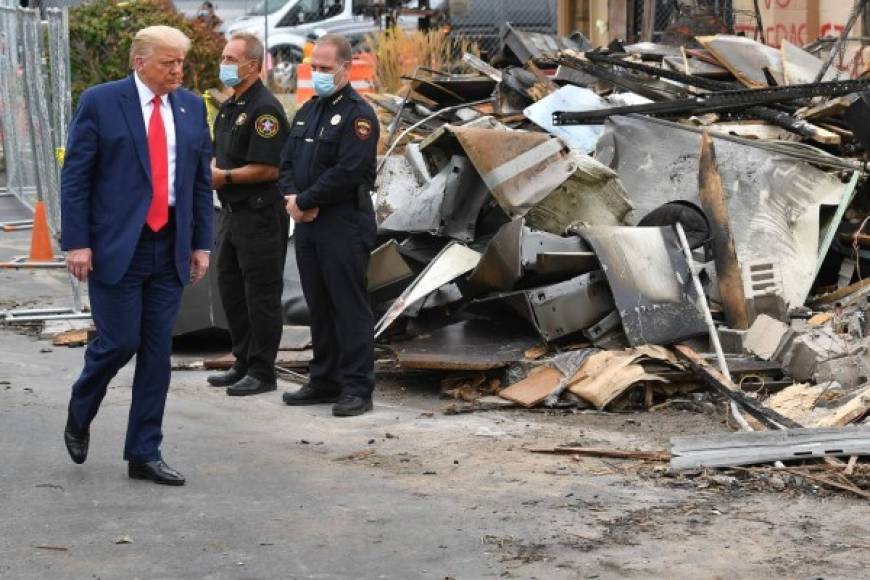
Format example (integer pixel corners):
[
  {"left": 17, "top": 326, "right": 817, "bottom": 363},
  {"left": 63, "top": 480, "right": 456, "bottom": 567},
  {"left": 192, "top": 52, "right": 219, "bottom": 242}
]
[
  {"left": 0, "top": 4, "right": 87, "bottom": 324},
  {"left": 0, "top": 4, "right": 69, "bottom": 238}
]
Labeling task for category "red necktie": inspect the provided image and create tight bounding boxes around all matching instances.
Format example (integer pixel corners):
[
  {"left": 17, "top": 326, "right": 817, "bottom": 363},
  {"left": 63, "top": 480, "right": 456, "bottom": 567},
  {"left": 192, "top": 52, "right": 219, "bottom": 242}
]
[{"left": 146, "top": 95, "right": 169, "bottom": 231}]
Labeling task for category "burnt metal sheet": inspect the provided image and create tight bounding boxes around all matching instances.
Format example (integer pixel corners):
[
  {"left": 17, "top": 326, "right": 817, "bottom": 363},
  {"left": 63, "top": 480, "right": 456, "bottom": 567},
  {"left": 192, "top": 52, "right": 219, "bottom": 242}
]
[
  {"left": 596, "top": 115, "right": 852, "bottom": 307},
  {"left": 523, "top": 85, "right": 608, "bottom": 153},
  {"left": 376, "top": 152, "right": 491, "bottom": 242},
  {"left": 578, "top": 226, "right": 708, "bottom": 347},
  {"left": 476, "top": 271, "right": 615, "bottom": 342},
  {"left": 451, "top": 126, "right": 576, "bottom": 217},
  {"left": 501, "top": 23, "right": 592, "bottom": 64},
  {"left": 524, "top": 154, "right": 633, "bottom": 234},
  {"left": 439, "top": 155, "right": 491, "bottom": 242},
  {"left": 467, "top": 217, "right": 594, "bottom": 292},
  {"left": 374, "top": 242, "right": 481, "bottom": 338},
  {"left": 410, "top": 75, "right": 497, "bottom": 107},
  {"left": 698, "top": 34, "right": 783, "bottom": 88},
  {"left": 375, "top": 155, "right": 445, "bottom": 235},
  {"left": 535, "top": 252, "right": 599, "bottom": 280},
  {"left": 368, "top": 239, "right": 414, "bottom": 294},
  {"left": 418, "top": 115, "right": 507, "bottom": 168},
  {"left": 393, "top": 318, "right": 542, "bottom": 371}
]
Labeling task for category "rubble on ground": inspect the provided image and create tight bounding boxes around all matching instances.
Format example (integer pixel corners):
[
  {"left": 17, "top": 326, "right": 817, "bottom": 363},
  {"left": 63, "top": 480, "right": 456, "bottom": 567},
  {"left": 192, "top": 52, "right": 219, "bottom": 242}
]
[{"left": 354, "top": 26, "right": 870, "bottom": 486}]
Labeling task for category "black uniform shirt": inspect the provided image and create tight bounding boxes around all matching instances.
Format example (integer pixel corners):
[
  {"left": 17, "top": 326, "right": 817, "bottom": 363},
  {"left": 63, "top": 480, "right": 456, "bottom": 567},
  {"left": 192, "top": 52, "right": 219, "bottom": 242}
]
[
  {"left": 213, "top": 79, "right": 289, "bottom": 203},
  {"left": 278, "top": 83, "right": 379, "bottom": 211}
]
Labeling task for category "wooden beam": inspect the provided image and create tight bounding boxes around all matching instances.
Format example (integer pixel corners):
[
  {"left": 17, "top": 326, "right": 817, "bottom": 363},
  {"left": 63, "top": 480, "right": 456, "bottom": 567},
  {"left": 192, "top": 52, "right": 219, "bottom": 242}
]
[
  {"left": 641, "top": 0, "right": 656, "bottom": 42},
  {"left": 530, "top": 446, "right": 671, "bottom": 461},
  {"left": 698, "top": 132, "right": 750, "bottom": 330},
  {"left": 808, "top": 278, "right": 870, "bottom": 307},
  {"left": 675, "top": 344, "right": 804, "bottom": 430},
  {"left": 556, "top": 0, "right": 576, "bottom": 37}
]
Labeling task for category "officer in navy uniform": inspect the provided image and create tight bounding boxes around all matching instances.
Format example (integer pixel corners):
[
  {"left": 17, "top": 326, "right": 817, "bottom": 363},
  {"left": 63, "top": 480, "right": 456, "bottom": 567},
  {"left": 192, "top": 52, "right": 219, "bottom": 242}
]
[
  {"left": 208, "top": 32, "right": 290, "bottom": 396},
  {"left": 280, "top": 34, "right": 378, "bottom": 417}
]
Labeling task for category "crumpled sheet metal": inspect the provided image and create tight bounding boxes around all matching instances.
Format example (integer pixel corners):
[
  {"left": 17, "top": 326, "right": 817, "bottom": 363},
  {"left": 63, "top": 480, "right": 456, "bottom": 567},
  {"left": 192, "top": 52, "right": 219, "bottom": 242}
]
[
  {"left": 523, "top": 86, "right": 652, "bottom": 154},
  {"left": 374, "top": 242, "right": 481, "bottom": 338},
  {"left": 368, "top": 239, "right": 414, "bottom": 294},
  {"left": 439, "top": 155, "right": 491, "bottom": 242},
  {"left": 467, "top": 217, "right": 594, "bottom": 292},
  {"left": 502, "top": 23, "right": 592, "bottom": 64},
  {"left": 375, "top": 152, "right": 489, "bottom": 242},
  {"left": 524, "top": 153, "right": 633, "bottom": 235},
  {"left": 523, "top": 85, "right": 608, "bottom": 154},
  {"left": 375, "top": 153, "right": 443, "bottom": 235},
  {"left": 450, "top": 126, "right": 576, "bottom": 218},
  {"left": 475, "top": 270, "right": 614, "bottom": 342},
  {"left": 596, "top": 115, "right": 850, "bottom": 307},
  {"left": 578, "top": 226, "right": 708, "bottom": 347}
]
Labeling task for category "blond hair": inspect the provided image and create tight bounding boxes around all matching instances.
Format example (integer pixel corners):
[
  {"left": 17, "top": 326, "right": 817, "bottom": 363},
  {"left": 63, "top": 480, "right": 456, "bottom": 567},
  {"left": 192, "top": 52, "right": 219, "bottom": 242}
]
[{"left": 129, "top": 26, "right": 191, "bottom": 68}]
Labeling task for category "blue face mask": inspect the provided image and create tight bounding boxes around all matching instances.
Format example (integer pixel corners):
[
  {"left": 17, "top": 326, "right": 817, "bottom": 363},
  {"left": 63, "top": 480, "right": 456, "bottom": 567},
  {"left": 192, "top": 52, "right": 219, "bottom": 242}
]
[
  {"left": 312, "top": 70, "right": 337, "bottom": 97},
  {"left": 219, "top": 64, "right": 242, "bottom": 88}
]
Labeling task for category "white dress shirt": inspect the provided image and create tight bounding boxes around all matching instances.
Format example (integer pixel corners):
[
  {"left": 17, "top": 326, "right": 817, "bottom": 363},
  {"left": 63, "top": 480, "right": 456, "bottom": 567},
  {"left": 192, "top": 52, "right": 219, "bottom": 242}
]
[{"left": 134, "top": 72, "right": 177, "bottom": 206}]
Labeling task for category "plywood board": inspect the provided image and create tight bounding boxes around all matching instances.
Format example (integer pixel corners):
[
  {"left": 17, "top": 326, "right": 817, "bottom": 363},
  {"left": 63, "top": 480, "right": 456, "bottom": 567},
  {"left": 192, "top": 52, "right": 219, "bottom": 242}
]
[
  {"left": 698, "top": 35, "right": 783, "bottom": 88},
  {"left": 499, "top": 366, "right": 564, "bottom": 408}
]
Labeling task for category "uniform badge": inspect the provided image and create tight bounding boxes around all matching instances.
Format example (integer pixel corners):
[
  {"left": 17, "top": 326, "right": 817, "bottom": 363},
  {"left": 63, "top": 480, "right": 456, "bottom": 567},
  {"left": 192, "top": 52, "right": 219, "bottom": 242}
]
[
  {"left": 330, "top": 114, "right": 341, "bottom": 126},
  {"left": 354, "top": 118, "right": 373, "bottom": 140},
  {"left": 255, "top": 114, "right": 280, "bottom": 138},
  {"left": 235, "top": 112, "right": 247, "bottom": 126}
]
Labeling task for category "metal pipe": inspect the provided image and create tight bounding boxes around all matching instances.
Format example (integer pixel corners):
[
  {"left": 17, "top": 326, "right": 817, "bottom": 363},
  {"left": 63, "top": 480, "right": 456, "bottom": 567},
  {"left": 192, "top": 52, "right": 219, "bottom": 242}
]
[{"left": 674, "top": 222, "right": 753, "bottom": 432}]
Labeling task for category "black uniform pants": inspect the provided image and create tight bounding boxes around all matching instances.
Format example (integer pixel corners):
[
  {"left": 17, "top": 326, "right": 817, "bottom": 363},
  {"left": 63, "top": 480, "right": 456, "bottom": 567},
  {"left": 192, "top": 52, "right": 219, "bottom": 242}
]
[
  {"left": 295, "top": 201, "right": 376, "bottom": 398},
  {"left": 216, "top": 199, "right": 289, "bottom": 381}
]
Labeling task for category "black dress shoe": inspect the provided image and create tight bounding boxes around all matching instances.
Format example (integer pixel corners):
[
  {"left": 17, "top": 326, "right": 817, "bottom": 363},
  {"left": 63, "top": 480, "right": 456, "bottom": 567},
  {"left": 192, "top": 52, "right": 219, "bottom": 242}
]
[
  {"left": 332, "top": 394, "right": 374, "bottom": 417},
  {"left": 207, "top": 367, "right": 246, "bottom": 387},
  {"left": 282, "top": 383, "right": 340, "bottom": 406},
  {"left": 128, "top": 459, "right": 186, "bottom": 486},
  {"left": 64, "top": 405, "right": 89, "bottom": 465},
  {"left": 226, "top": 375, "right": 277, "bottom": 396}
]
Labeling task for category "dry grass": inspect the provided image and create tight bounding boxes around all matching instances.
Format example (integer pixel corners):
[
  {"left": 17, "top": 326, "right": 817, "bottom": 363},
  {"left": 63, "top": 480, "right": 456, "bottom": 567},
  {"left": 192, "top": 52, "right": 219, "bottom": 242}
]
[{"left": 364, "top": 27, "right": 477, "bottom": 94}]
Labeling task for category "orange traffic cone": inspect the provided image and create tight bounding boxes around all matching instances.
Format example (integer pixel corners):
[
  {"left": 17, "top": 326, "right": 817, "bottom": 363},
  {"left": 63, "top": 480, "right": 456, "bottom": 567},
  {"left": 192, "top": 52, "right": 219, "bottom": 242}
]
[{"left": 28, "top": 200, "right": 54, "bottom": 262}]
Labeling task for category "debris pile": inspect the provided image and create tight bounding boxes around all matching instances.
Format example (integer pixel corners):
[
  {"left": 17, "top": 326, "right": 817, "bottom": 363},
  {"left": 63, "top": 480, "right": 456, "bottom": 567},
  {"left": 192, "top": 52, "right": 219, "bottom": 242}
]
[{"left": 356, "top": 25, "right": 870, "bottom": 478}]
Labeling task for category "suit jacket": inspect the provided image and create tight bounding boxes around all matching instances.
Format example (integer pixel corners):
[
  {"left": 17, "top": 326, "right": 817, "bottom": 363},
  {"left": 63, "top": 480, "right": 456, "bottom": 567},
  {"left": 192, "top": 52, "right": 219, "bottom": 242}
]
[{"left": 60, "top": 75, "right": 213, "bottom": 286}]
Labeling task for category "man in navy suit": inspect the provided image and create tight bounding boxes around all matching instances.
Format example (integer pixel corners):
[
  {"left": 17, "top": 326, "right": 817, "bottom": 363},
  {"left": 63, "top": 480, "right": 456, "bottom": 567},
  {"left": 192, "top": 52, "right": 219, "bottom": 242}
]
[{"left": 60, "top": 26, "right": 213, "bottom": 486}]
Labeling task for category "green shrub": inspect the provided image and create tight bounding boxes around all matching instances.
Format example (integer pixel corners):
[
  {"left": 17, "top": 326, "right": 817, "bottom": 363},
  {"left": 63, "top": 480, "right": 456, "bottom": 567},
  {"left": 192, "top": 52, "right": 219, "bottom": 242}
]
[{"left": 69, "top": 0, "right": 224, "bottom": 104}]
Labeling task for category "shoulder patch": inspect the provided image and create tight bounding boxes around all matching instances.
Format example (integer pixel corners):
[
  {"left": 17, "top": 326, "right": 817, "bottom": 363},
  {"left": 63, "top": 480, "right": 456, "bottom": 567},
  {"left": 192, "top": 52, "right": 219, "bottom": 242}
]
[
  {"left": 255, "top": 114, "right": 280, "bottom": 138},
  {"left": 353, "top": 117, "right": 373, "bottom": 140}
]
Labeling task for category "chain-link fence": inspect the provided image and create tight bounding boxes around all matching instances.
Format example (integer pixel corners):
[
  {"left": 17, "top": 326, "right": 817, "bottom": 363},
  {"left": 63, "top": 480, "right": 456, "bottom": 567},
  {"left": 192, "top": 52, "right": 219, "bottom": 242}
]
[{"left": 0, "top": 3, "right": 70, "bottom": 238}]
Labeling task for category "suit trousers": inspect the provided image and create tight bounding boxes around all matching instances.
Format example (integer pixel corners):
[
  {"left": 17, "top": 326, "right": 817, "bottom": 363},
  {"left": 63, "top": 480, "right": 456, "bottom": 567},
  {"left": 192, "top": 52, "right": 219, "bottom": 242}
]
[
  {"left": 216, "top": 199, "right": 289, "bottom": 382},
  {"left": 295, "top": 200, "right": 376, "bottom": 398},
  {"left": 68, "top": 220, "right": 183, "bottom": 463}
]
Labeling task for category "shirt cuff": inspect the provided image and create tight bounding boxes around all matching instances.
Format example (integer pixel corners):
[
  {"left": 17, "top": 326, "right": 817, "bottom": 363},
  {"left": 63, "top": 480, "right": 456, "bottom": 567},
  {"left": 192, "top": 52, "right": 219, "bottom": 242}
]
[{"left": 195, "top": 249, "right": 211, "bottom": 254}]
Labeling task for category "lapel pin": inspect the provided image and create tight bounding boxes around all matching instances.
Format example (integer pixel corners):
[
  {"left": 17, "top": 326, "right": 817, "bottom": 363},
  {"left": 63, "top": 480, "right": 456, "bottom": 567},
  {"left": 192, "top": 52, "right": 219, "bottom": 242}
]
[{"left": 180, "top": 107, "right": 186, "bottom": 113}]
